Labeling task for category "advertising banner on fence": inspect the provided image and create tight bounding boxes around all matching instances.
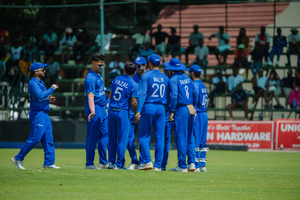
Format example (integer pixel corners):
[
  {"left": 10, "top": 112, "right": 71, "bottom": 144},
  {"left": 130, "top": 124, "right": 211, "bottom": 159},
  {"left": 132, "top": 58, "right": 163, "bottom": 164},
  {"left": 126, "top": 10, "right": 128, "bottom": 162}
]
[
  {"left": 207, "top": 121, "right": 274, "bottom": 150},
  {"left": 274, "top": 119, "right": 300, "bottom": 150}
]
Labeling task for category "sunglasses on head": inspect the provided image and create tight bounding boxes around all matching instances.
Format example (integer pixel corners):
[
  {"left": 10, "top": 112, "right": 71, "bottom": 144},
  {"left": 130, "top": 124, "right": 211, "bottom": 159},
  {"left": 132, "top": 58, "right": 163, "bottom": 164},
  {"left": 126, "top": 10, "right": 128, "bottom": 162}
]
[{"left": 93, "top": 61, "right": 104, "bottom": 67}]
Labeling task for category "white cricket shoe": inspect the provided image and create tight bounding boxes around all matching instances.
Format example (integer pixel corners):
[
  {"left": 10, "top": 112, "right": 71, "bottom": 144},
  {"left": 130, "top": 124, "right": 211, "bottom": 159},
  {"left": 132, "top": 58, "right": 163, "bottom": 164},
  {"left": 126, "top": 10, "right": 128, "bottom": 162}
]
[
  {"left": 43, "top": 165, "right": 60, "bottom": 169},
  {"left": 169, "top": 166, "right": 188, "bottom": 172},
  {"left": 138, "top": 162, "right": 153, "bottom": 170},
  {"left": 153, "top": 167, "right": 161, "bottom": 171},
  {"left": 107, "top": 162, "right": 114, "bottom": 169},
  {"left": 126, "top": 163, "right": 138, "bottom": 170},
  {"left": 268, "top": 61, "right": 273, "bottom": 66},
  {"left": 275, "top": 61, "right": 280, "bottom": 66},
  {"left": 98, "top": 163, "right": 109, "bottom": 169},
  {"left": 188, "top": 163, "right": 196, "bottom": 171},
  {"left": 113, "top": 164, "right": 123, "bottom": 170},
  {"left": 194, "top": 168, "right": 200, "bottom": 172},
  {"left": 200, "top": 167, "right": 207, "bottom": 172},
  {"left": 11, "top": 157, "right": 25, "bottom": 170},
  {"left": 85, "top": 165, "right": 97, "bottom": 169}
]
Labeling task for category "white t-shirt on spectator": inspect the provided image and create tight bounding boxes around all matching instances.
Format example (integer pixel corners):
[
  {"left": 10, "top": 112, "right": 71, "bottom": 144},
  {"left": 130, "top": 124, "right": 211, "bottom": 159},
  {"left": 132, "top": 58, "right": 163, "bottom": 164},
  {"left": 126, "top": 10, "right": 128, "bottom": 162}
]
[
  {"left": 109, "top": 61, "right": 125, "bottom": 76},
  {"left": 214, "top": 32, "right": 230, "bottom": 46},
  {"left": 60, "top": 35, "right": 77, "bottom": 46},
  {"left": 288, "top": 33, "right": 300, "bottom": 44},
  {"left": 47, "top": 61, "right": 60, "bottom": 75},
  {"left": 212, "top": 76, "right": 227, "bottom": 90},
  {"left": 189, "top": 32, "right": 204, "bottom": 46},
  {"left": 227, "top": 74, "right": 244, "bottom": 91},
  {"left": 132, "top": 33, "right": 151, "bottom": 45},
  {"left": 194, "top": 45, "right": 209, "bottom": 60},
  {"left": 95, "top": 33, "right": 116, "bottom": 51},
  {"left": 43, "top": 33, "right": 57, "bottom": 45},
  {"left": 10, "top": 46, "right": 23, "bottom": 60},
  {"left": 257, "top": 76, "right": 268, "bottom": 90}
]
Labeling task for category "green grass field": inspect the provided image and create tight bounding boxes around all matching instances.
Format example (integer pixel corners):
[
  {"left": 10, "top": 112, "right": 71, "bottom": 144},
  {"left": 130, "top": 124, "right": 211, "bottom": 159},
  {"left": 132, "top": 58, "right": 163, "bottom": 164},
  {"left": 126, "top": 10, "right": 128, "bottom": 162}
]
[{"left": 0, "top": 149, "right": 300, "bottom": 200}]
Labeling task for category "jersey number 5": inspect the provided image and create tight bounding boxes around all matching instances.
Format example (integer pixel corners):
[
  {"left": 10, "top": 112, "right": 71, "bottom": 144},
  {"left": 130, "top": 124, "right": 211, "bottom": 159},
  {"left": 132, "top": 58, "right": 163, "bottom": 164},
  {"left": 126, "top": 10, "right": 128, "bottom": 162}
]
[
  {"left": 151, "top": 83, "right": 165, "bottom": 98},
  {"left": 113, "top": 87, "right": 123, "bottom": 101}
]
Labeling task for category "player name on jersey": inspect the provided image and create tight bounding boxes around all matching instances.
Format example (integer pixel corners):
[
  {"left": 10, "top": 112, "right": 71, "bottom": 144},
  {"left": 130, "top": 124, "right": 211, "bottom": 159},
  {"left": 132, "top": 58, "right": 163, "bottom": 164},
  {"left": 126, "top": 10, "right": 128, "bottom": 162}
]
[
  {"left": 115, "top": 80, "right": 128, "bottom": 89},
  {"left": 153, "top": 77, "right": 165, "bottom": 82},
  {"left": 179, "top": 79, "right": 191, "bottom": 85}
]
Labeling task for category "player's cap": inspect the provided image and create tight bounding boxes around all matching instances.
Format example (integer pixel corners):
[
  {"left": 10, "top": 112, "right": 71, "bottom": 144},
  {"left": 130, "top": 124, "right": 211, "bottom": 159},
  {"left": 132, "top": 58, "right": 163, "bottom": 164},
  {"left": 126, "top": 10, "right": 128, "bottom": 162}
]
[
  {"left": 291, "top": 27, "right": 298, "bottom": 32},
  {"left": 30, "top": 62, "right": 47, "bottom": 72},
  {"left": 104, "top": 87, "right": 110, "bottom": 92},
  {"left": 134, "top": 56, "right": 146, "bottom": 65},
  {"left": 238, "top": 44, "right": 244, "bottom": 49},
  {"left": 147, "top": 54, "right": 161, "bottom": 65},
  {"left": 66, "top": 27, "right": 73, "bottom": 33},
  {"left": 185, "top": 64, "right": 202, "bottom": 75},
  {"left": 164, "top": 58, "right": 186, "bottom": 71}
]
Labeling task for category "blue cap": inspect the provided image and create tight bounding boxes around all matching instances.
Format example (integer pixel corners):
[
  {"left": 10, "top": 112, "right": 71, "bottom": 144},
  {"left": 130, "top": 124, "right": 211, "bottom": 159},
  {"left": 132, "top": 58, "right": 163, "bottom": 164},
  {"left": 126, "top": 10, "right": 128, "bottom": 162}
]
[
  {"left": 30, "top": 62, "right": 47, "bottom": 72},
  {"left": 134, "top": 56, "right": 146, "bottom": 65},
  {"left": 185, "top": 64, "right": 202, "bottom": 74},
  {"left": 147, "top": 54, "right": 161, "bottom": 65},
  {"left": 164, "top": 58, "right": 186, "bottom": 71}
]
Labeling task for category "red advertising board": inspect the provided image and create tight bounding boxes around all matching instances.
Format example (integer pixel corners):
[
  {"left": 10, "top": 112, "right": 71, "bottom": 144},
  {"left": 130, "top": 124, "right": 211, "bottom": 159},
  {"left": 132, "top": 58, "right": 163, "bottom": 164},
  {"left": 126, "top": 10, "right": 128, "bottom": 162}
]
[
  {"left": 274, "top": 119, "right": 300, "bottom": 150},
  {"left": 207, "top": 121, "right": 274, "bottom": 150}
]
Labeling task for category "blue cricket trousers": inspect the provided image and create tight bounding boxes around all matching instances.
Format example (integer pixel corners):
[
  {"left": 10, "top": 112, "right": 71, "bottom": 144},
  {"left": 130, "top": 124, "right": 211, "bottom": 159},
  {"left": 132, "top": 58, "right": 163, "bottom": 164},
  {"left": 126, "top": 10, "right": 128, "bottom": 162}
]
[
  {"left": 15, "top": 111, "right": 55, "bottom": 166},
  {"left": 194, "top": 112, "right": 208, "bottom": 168},
  {"left": 127, "top": 111, "right": 139, "bottom": 165},
  {"left": 108, "top": 108, "right": 129, "bottom": 168},
  {"left": 161, "top": 114, "right": 174, "bottom": 168},
  {"left": 174, "top": 105, "right": 195, "bottom": 169},
  {"left": 269, "top": 46, "right": 283, "bottom": 62},
  {"left": 139, "top": 103, "right": 165, "bottom": 168},
  {"left": 85, "top": 103, "right": 108, "bottom": 166}
]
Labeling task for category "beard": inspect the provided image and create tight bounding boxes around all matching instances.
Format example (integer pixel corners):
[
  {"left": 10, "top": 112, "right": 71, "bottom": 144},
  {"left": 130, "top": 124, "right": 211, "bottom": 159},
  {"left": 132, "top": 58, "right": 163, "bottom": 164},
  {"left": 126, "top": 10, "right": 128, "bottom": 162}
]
[{"left": 38, "top": 72, "right": 45, "bottom": 80}]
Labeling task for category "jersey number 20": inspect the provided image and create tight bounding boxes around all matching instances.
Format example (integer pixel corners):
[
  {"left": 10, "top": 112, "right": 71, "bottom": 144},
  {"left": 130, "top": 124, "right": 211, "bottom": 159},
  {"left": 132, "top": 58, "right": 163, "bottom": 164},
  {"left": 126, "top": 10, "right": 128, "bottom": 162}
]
[{"left": 151, "top": 83, "right": 165, "bottom": 98}]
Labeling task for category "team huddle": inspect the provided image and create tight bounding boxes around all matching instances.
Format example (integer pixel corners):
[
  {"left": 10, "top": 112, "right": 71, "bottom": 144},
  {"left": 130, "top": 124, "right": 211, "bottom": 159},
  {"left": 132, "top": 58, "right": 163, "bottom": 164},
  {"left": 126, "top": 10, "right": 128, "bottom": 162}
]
[{"left": 11, "top": 53, "right": 209, "bottom": 173}]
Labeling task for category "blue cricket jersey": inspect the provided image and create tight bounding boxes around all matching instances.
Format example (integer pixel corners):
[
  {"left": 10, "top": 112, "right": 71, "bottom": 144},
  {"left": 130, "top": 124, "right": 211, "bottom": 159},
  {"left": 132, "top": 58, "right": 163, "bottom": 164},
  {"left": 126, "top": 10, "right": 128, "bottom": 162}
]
[
  {"left": 28, "top": 77, "right": 54, "bottom": 112},
  {"left": 133, "top": 69, "right": 148, "bottom": 84},
  {"left": 109, "top": 74, "right": 139, "bottom": 110},
  {"left": 84, "top": 69, "right": 106, "bottom": 105},
  {"left": 193, "top": 80, "right": 207, "bottom": 112},
  {"left": 137, "top": 69, "right": 169, "bottom": 113},
  {"left": 169, "top": 72, "right": 198, "bottom": 111}
]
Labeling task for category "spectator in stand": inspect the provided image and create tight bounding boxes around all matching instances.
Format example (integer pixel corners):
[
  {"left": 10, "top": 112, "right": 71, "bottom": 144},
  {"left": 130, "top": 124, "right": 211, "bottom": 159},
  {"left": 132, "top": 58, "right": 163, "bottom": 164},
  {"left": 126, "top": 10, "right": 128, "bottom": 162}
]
[
  {"left": 108, "top": 54, "right": 124, "bottom": 79},
  {"left": 264, "top": 70, "right": 280, "bottom": 108},
  {"left": 250, "top": 42, "right": 264, "bottom": 76},
  {"left": 139, "top": 42, "right": 155, "bottom": 58},
  {"left": 274, "top": 69, "right": 294, "bottom": 109},
  {"left": 236, "top": 28, "right": 249, "bottom": 50},
  {"left": 18, "top": 54, "right": 31, "bottom": 77},
  {"left": 192, "top": 38, "right": 209, "bottom": 79},
  {"left": 60, "top": 28, "right": 77, "bottom": 64},
  {"left": 209, "top": 70, "right": 226, "bottom": 108},
  {"left": 286, "top": 27, "right": 300, "bottom": 67},
  {"left": 47, "top": 56, "right": 60, "bottom": 84},
  {"left": 227, "top": 68, "right": 244, "bottom": 92},
  {"left": 0, "top": 27, "right": 9, "bottom": 45},
  {"left": 74, "top": 28, "right": 90, "bottom": 64},
  {"left": 95, "top": 29, "right": 117, "bottom": 52},
  {"left": 288, "top": 68, "right": 300, "bottom": 108},
  {"left": 23, "top": 40, "right": 36, "bottom": 62},
  {"left": 255, "top": 26, "right": 270, "bottom": 65},
  {"left": 151, "top": 24, "right": 168, "bottom": 62},
  {"left": 128, "top": 29, "right": 151, "bottom": 61},
  {"left": 10, "top": 40, "right": 24, "bottom": 65},
  {"left": 227, "top": 84, "right": 248, "bottom": 121},
  {"left": 233, "top": 44, "right": 249, "bottom": 80},
  {"left": 250, "top": 69, "right": 268, "bottom": 109},
  {"left": 209, "top": 26, "right": 231, "bottom": 66},
  {"left": 42, "top": 27, "right": 58, "bottom": 63},
  {"left": 269, "top": 28, "right": 287, "bottom": 66},
  {"left": 166, "top": 27, "right": 181, "bottom": 59},
  {"left": 185, "top": 24, "right": 204, "bottom": 64}
]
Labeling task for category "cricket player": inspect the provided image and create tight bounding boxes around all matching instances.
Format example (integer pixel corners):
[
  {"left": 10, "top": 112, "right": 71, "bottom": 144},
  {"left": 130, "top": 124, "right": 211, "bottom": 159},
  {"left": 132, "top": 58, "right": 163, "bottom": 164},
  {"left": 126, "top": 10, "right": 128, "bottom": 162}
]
[
  {"left": 11, "top": 62, "right": 60, "bottom": 169},
  {"left": 84, "top": 53, "right": 108, "bottom": 169},
  {"left": 134, "top": 54, "right": 169, "bottom": 171},
  {"left": 166, "top": 58, "right": 198, "bottom": 172},
  {"left": 126, "top": 56, "right": 148, "bottom": 170},
  {"left": 107, "top": 62, "right": 138, "bottom": 170},
  {"left": 161, "top": 69, "right": 174, "bottom": 171},
  {"left": 186, "top": 65, "right": 208, "bottom": 172}
]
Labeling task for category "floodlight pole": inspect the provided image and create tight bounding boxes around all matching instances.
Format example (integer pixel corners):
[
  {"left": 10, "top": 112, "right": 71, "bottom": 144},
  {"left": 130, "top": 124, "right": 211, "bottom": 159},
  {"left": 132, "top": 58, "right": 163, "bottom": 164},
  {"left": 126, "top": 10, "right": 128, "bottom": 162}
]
[{"left": 100, "top": 0, "right": 105, "bottom": 85}]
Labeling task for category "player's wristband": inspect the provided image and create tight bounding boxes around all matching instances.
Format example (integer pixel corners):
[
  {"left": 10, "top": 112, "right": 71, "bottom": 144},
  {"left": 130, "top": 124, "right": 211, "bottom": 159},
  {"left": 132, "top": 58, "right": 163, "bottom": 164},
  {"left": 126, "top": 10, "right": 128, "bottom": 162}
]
[{"left": 51, "top": 84, "right": 58, "bottom": 90}]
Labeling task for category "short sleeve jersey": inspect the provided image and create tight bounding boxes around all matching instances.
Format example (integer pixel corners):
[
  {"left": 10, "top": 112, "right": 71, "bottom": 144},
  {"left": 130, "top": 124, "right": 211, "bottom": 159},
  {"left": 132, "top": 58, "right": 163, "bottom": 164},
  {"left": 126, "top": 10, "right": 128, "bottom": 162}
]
[
  {"left": 193, "top": 80, "right": 207, "bottom": 112},
  {"left": 84, "top": 69, "right": 106, "bottom": 105},
  {"left": 109, "top": 74, "right": 138, "bottom": 110}
]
